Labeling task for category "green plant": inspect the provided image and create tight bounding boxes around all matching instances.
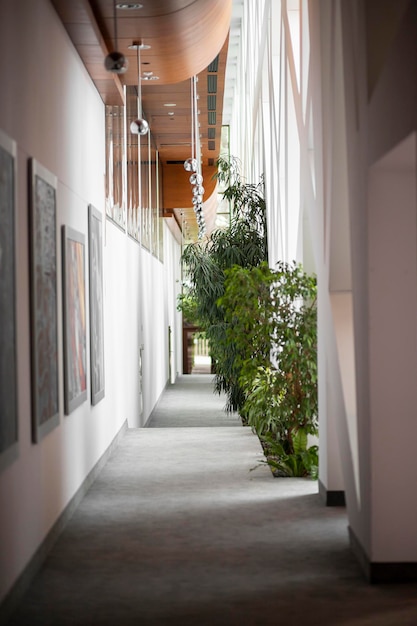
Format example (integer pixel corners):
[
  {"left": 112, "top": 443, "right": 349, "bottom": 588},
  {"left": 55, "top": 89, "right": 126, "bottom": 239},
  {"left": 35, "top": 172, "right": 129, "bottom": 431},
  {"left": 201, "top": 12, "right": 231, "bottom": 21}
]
[
  {"left": 220, "top": 261, "right": 318, "bottom": 477},
  {"left": 262, "top": 430, "right": 319, "bottom": 478},
  {"left": 215, "top": 156, "right": 268, "bottom": 238},
  {"left": 181, "top": 156, "right": 268, "bottom": 412},
  {"left": 177, "top": 288, "right": 200, "bottom": 326}
]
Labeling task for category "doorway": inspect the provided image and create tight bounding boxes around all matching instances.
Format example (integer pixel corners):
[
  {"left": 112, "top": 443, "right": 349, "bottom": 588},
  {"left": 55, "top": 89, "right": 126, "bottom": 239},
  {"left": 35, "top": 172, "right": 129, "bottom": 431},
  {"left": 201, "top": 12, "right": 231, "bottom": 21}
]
[{"left": 182, "top": 326, "right": 212, "bottom": 374}]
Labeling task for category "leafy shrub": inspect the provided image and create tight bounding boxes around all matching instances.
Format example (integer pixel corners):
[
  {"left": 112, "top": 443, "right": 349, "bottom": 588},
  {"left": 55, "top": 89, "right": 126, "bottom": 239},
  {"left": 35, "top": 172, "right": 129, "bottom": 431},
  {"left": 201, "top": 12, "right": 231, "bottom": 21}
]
[
  {"left": 180, "top": 157, "right": 268, "bottom": 412},
  {"left": 220, "top": 261, "right": 318, "bottom": 477},
  {"left": 177, "top": 289, "right": 200, "bottom": 326}
]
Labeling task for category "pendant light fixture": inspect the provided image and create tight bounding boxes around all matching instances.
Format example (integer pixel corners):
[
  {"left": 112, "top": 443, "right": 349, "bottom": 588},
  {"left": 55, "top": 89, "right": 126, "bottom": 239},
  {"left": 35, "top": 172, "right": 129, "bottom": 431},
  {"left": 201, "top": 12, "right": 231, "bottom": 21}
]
[
  {"left": 104, "top": 0, "right": 128, "bottom": 74},
  {"left": 129, "top": 41, "right": 150, "bottom": 135},
  {"left": 184, "top": 76, "right": 206, "bottom": 238}
]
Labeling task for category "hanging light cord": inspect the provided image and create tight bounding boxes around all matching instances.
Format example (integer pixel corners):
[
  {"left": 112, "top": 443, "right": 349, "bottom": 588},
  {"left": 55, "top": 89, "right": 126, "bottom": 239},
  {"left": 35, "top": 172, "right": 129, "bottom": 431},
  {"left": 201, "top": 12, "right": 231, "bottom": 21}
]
[
  {"left": 194, "top": 76, "right": 201, "bottom": 176},
  {"left": 113, "top": 0, "right": 119, "bottom": 50},
  {"left": 190, "top": 77, "right": 195, "bottom": 162},
  {"left": 137, "top": 46, "right": 142, "bottom": 118}
]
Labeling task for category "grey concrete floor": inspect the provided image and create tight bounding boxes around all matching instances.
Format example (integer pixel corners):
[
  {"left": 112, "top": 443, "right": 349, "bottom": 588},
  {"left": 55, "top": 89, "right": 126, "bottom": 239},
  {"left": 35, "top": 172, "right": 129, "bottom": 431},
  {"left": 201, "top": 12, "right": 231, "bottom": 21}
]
[{"left": 5, "top": 375, "right": 417, "bottom": 625}]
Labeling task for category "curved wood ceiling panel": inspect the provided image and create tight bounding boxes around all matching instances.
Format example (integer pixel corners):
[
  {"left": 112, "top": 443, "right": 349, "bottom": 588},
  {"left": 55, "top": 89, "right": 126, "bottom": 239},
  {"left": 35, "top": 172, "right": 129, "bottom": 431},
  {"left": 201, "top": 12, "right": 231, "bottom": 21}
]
[{"left": 94, "top": 0, "right": 232, "bottom": 84}]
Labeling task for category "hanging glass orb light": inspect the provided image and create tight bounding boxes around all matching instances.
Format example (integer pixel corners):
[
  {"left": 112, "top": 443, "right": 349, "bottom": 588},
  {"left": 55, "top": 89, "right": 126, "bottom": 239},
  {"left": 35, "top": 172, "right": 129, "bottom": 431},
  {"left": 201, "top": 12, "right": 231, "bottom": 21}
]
[
  {"left": 128, "top": 41, "right": 150, "bottom": 135},
  {"left": 130, "top": 118, "right": 149, "bottom": 135},
  {"left": 192, "top": 185, "right": 205, "bottom": 197},
  {"left": 104, "top": 2, "right": 128, "bottom": 74},
  {"left": 105, "top": 50, "right": 128, "bottom": 73},
  {"left": 184, "top": 158, "right": 198, "bottom": 172},
  {"left": 189, "top": 173, "right": 203, "bottom": 185}
]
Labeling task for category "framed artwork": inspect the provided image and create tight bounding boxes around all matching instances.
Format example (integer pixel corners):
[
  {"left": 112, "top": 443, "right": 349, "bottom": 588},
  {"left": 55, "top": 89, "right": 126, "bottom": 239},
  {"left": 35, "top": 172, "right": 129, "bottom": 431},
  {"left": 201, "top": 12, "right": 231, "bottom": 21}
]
[
  {"left": 62, "top": 225, "right": 87, "bottom": 415},
  {"left": 88, "top": 205, "right": 105, "bottom": 405},
  {"left": 0, "top": 129, "right": 18, "bottom": 461},
  {"left": 29, "top": 158, "right": 60, "bottom": 443}
]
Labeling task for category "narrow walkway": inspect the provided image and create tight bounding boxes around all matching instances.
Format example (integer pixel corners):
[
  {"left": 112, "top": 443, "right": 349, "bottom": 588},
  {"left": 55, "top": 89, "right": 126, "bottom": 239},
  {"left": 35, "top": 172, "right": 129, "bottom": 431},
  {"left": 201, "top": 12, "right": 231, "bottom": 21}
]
[
  {"left": 147, "top": 374, "right": 242, "bottom": 427},
  {"left": 6, "top": 376, "right": 417, "bottom": 625}
]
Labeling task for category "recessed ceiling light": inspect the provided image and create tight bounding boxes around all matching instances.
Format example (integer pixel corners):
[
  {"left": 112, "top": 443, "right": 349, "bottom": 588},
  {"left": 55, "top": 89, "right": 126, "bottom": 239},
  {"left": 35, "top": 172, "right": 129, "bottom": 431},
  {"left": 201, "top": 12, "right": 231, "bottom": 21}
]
[
  {"left": 164, "top": 103, "right": 176, "bottom": 107},
  {"left": 116, "top": 3, "right": 143, "bottom": 9},
  {"left": 141, "top": 75, "right": 159, "bottom": 81}
]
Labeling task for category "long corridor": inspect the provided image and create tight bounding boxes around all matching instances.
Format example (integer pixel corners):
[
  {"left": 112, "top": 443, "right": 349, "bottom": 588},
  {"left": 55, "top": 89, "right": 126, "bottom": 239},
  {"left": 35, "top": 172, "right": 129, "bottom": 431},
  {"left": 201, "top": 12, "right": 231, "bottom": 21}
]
[{"left": 5, "top": 376, "right": 417, "bottom": 625}]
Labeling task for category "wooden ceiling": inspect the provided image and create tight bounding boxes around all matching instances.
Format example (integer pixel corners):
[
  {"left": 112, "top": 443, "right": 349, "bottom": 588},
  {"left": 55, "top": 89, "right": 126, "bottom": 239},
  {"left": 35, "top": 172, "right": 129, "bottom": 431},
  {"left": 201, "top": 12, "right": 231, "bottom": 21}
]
[{"left": 50, "top": 0, "right": 233, "bottom": 241}]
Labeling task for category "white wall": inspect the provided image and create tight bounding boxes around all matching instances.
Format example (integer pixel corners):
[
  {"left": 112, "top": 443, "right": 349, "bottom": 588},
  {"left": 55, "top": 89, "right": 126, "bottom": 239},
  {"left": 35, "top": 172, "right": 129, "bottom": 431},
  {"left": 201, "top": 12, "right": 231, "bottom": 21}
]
[
  {"left": 140, "top": 246, "right": 171, "bottom": 425},
  {"left": 338, "top": 0, "right": 417, "bottom": 567},
  {"left": 368, "top": 136, "right": 417, "bottom": 561},
  {"left": 0, "top": 0, "right": 181, "bottom": 603},
  {"left": 163, "top": 221, "right": 183, "bottom": 383},
  {"left": 104, "top": 225, "right": 143, "bottom": 429}
]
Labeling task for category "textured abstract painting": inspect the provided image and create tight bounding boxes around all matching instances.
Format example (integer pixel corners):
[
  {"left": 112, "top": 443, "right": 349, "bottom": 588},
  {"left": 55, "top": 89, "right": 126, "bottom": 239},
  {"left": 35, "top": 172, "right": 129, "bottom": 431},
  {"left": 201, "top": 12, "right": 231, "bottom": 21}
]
[
  {"left": 29, "top": 159, "right": 60, "bottom": 443},
  {"left": 62, "top": 225, "right": 87, "bottom": 415},
  {"left": 88, "top": 205, "right": 105, "bottom": 405},
  {"left": 0, "top": 130, "right": 17, "bottom": 459}
]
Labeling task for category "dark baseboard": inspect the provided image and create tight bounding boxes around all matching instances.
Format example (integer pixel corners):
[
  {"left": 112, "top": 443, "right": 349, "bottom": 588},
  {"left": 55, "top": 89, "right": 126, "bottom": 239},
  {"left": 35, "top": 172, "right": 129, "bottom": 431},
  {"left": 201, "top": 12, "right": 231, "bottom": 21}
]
[
  {"left": 0, "top": 420, "right": 128, "bottom": 625},
  {"left": 349, "top": 526, "right": 417, "bottom": 583},
  {"left": 318, "top": 479, "right": 346, "bottom": 506}
]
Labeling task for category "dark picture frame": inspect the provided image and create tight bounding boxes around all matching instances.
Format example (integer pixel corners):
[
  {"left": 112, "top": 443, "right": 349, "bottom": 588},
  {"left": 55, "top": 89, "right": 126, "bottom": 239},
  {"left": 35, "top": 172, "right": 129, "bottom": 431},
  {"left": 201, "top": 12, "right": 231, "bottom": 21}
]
[
  {"left": 62, "top": 225, "right": 87, "bottom": 415},
  {"left": 0, "top": 129, "right": 18, "bottom": 463},
  {"left": 88, "top": 205, "right": 105, "bottom": 405},
  {"left": 29, "top": 158, "right": 60, "bottom": 443}
]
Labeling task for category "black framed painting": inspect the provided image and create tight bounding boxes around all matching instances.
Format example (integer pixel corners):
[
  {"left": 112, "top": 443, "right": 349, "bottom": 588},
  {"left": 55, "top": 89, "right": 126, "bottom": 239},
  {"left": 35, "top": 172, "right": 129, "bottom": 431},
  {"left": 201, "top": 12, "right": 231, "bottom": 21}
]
[
  {"left": 62, "top": 225, "right": 87, "bottom": 415},
  {"left": 29, "top": 158, "right": 60, "bottom": 443},
  {"left": 88, "top": 205, "right": 105, "bottom": 405},
  {"left": 0, "top": 129, "right": 18, "bottom": 464}
]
